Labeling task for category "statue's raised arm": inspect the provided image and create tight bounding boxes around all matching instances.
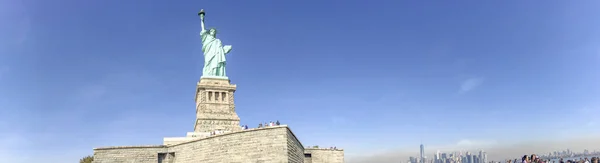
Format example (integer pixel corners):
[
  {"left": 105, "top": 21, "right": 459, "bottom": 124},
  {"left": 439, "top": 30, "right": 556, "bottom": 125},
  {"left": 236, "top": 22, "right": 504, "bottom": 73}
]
[{"left": 198, "top": 9, "right": 206, "bottom": 32}]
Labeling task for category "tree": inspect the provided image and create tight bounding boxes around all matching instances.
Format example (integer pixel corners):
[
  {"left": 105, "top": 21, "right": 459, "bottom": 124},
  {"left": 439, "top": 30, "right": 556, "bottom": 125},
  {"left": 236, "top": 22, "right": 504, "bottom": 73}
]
[{"left": 79, "top": 155, "right": 93, "bottom": 163}]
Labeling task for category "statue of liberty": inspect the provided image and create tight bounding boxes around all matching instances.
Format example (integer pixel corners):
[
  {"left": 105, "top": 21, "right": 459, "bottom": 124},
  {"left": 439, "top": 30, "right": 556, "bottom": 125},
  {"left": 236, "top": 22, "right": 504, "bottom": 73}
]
[{"left": 198, "top": 9, "right": 232, "bottom": 78}]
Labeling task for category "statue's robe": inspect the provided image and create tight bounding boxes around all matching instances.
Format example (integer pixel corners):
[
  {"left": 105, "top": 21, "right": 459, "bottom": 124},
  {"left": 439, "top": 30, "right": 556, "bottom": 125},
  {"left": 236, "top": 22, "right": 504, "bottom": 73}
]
[{"left": 201, "top": 30, "right": 232, "bottom": 77}]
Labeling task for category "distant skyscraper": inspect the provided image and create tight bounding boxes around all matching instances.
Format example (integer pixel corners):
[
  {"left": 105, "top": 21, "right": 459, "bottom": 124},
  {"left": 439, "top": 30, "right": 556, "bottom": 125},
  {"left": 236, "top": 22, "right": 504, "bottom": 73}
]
[
  {"left": 483, "top": 152, "right": 488, "bottom": 163},
  {"left": 411, "top": 156, "right": 417, "bottom": 163},
  {"left": 420, "top": 144, "right": 425, "bottom": 163},
  {"left": 479, "top": 150, "right": 484, "bottom": 163},
  {"left": 466, "top": 153, "right": 473, "bottom": 163}
]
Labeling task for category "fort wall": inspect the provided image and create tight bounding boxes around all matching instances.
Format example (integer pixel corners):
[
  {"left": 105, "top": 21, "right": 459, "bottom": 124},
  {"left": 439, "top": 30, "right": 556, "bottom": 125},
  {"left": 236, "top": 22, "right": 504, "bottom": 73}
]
[
  {"left": 93, "top": 77, "right": 344, "bottom": 163},
  {"left": 93, "top": 125, "right": 307, "bottom": 163},
  {"left": 93, "top": 145, "right": 168, "bottom": 163},
  {"left": 169, "top": 125, "right": 295, "bottom": 163},
  {"left": 304, "top": 148, "right": 345, "bottom": 163},
  {"left": 287, "top": 127, "right": 305, "bottom": 163}
]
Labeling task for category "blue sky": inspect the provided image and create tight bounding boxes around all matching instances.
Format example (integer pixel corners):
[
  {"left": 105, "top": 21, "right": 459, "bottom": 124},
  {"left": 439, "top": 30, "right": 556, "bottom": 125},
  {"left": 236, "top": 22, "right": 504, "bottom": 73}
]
[{"left": 1, "top": 0, "right": 600, "bottom": 162}]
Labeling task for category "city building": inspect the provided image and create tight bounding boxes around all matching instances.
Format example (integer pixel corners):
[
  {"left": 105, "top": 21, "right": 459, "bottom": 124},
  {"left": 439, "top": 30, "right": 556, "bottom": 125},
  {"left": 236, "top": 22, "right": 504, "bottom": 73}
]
[{"left": 421, "top": 144, "right": 425, "bottom": 163}]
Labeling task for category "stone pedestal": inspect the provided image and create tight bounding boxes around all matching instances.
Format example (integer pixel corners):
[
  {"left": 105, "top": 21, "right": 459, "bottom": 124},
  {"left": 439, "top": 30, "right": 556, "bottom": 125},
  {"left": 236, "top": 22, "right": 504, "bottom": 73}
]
[{"left": 193, "top": 77, "right": 241, "bottom": 133}]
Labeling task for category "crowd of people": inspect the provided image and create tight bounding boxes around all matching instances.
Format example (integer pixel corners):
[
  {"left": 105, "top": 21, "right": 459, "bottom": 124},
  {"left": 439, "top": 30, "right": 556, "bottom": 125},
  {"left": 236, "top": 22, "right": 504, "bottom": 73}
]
[
  {"left": 553, "top": 157, "right": 598, "bottom": 163},
  {"left": 256, "top": 120, "right": 280, "bottom": 128},
  {"left": 506, "top": 154, "right": 599, "bottom": 163},
  {"left": 237, "top": 120, "right": 281, "bottom": 130},
  {"left": 307, "top": 146, "right": 340, "bottom": 150},
  {"left": 208, "top": 120, "right": 282, "bottom": 136},
  {"left": 209, "top": 130, "right": 227, "bottom": 136},
  {"left": 327, "top": 146, "right": 339, "bottom": 150}
]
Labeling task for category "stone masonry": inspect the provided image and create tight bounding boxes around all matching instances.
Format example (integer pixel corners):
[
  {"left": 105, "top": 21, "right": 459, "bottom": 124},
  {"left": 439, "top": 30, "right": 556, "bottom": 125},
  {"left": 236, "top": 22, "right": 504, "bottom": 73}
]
[
  {"left": 194, "top": 77, "right": 241, "bottom": 133},
  {"left": 94, "top": 126, "right": 306, "bottom": 163},
  {"left": 304, "top": 148, "right": 345, "bottom": 163}
]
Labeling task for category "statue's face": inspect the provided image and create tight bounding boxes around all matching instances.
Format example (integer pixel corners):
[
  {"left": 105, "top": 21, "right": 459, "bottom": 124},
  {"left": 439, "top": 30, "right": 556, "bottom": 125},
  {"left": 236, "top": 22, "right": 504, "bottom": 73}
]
[{"left": 209, "top": 29, "right": 217, "bottom": 36}]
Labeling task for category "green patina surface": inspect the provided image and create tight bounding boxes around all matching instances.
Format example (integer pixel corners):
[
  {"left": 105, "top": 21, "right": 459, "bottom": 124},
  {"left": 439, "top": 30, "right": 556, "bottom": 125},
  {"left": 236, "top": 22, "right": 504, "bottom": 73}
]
[{"left": 199, "top": 9, "right": 232, "bottom": 79}]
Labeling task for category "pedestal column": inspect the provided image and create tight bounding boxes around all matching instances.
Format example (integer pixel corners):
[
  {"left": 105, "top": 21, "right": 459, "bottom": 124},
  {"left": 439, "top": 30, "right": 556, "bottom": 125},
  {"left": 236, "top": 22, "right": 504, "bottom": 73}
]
[{"left": 193, "top": 77, "right": 241, "bottom": 132}]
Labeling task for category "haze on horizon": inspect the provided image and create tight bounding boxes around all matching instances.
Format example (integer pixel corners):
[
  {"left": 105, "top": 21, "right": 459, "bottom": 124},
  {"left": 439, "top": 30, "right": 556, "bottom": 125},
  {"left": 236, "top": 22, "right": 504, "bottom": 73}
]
[{"left": 1, "top": 0, "right": 599, "bottom": 162}]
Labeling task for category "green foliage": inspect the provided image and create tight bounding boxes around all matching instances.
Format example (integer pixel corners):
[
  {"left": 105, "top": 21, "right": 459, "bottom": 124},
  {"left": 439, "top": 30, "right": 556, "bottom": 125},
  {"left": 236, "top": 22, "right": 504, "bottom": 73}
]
[{"left": 79, "top": 155, "right": 93, "bottom": 163}]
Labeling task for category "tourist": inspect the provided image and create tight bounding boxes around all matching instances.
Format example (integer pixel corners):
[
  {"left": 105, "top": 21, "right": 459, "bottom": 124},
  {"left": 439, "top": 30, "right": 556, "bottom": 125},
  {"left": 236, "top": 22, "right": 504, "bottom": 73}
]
[
  {"left": 258, "top": 123, "right": 262, "bottom": 128},
  {"left": 585, "top": 158, "right": 590, "bottom": 163},
  {"left": 523, "top": 155, "right": 529, "bottom": 163},
  {"left": 276, "top": 120, "right": 280, "bottom": 125},
  {"left": 244, "top": 125, "right": 248, "bottom": 130}
]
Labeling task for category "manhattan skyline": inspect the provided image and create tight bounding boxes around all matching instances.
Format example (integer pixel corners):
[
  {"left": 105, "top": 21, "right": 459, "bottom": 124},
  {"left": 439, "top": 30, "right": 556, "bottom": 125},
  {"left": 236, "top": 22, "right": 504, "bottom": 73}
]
[
  {"left": 353, "top": 137, "right": 600, "bottom": 163},
  {"left": 1, "top": 0, "right": 600, "bottom": 162},
  {"left": 408, "top": 145, "right": 599, "bottom": 163}
]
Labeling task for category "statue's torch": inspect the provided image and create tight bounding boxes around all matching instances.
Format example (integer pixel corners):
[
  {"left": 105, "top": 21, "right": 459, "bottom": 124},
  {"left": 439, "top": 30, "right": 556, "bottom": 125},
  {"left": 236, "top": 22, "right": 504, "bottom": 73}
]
[{"left": 198, "top": 9, "right": 205, "bottom": 21}]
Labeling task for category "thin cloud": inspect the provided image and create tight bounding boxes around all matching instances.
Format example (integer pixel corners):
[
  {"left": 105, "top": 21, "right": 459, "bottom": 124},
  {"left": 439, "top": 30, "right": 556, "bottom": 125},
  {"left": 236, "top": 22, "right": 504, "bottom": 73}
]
[
  {"left": 459, "top": 77, "right": 484, "bottom": 94},
  {"left": 331, "top": 116, "right": 347, "bottom": 125},
  {"left": 587, "top": 121, "right": 596, "bottom": 127}
]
